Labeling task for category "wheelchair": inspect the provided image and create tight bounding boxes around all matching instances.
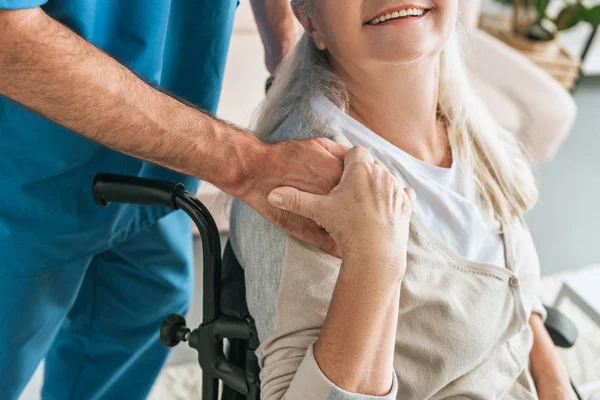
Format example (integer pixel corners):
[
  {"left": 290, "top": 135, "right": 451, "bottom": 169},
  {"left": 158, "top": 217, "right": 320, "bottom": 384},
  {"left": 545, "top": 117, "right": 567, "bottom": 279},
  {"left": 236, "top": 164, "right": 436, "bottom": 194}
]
[{"left": 92, "top": 173, "right": 582, "bottom": 400}]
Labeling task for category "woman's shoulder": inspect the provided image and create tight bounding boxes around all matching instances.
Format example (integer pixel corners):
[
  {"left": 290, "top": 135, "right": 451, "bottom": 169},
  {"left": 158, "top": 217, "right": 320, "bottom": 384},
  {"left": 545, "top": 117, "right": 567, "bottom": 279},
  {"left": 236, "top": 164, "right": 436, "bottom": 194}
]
[
  {"left": 229, "top": 198, "right": 342, "bottom": 342},
  {"left": 229, "top": 199, "right": 289, "bottom": 340},
  {"left": 230, "top": 197, "right": 341, "bottom": 274},
  {"left": 267, "top": 105, "right": 350, "bottom": 146},
  {"left": 232, "top": 101, "right": 349, "bottom": 268},
  {"left": 229, "top": 199, "right": 289, "bottom": 272}
]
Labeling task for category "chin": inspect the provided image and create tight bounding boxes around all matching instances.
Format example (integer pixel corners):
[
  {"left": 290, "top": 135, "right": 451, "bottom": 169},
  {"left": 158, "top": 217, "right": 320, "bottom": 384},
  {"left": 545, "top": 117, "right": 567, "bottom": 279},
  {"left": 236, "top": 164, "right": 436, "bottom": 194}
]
[{"left": 370, "top": 39, "right": 440, "bottom": 65}]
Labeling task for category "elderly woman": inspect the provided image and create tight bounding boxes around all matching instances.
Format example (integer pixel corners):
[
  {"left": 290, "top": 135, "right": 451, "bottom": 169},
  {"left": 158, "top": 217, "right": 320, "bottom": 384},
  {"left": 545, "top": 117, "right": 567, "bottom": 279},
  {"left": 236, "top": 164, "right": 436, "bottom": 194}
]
[{"left": 230, "top": 0, "right": 575, "bottom": 398}]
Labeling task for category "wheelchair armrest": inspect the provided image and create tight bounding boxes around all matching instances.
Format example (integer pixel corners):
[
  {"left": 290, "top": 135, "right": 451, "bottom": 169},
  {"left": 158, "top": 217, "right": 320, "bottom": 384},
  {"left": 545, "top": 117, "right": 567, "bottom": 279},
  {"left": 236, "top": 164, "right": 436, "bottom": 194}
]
[{"left": 543, "top": 306, "right": 578, "bottom": 348}]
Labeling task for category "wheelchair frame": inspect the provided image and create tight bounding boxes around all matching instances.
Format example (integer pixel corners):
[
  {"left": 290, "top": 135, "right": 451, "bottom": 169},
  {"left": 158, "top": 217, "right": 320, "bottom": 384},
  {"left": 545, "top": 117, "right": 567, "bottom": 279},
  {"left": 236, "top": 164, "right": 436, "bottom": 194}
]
[
  {"left": 92, "top": 173, "right": 260, "bottom": 400},
  {"left": 92, "top": 173, "right": 581, "bottom": 400}
]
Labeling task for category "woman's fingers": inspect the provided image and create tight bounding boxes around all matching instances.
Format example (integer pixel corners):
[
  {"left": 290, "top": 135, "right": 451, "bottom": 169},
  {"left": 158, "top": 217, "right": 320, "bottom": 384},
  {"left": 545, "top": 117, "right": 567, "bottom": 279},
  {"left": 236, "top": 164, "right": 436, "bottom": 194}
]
[
  {"left": 314, "top": 137, "right": 350, "bottom": 160},
  {"left": 345, "top": 146, "right": 375, "bottom": 168},
  {"left": 403, "top": 187, "right": 416, "bottom": 207},
  {"left": 402, "top": 187, "right": 417, "bottom": 216},
  {"left": 291, "top": 219, "right": 342, "bottom": 257},
  {"left": 268, "top": 186, "right": 324, "bottom": 223},
  {"left": 267, "top": 186, "right": 342, "bottom": 256},
  {"left": 266, "top": 147, "right": 415, "bottom": 260}
]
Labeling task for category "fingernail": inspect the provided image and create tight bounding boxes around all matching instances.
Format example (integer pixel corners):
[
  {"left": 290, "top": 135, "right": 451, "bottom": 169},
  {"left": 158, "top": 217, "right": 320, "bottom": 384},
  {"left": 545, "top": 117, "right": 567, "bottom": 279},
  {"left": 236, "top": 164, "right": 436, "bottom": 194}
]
[
  {"left": 332, "top": 248, "right": 343, "bottom": 258},
  {"left": 268, "top": 193, "right": 284, "bottom": 208}
]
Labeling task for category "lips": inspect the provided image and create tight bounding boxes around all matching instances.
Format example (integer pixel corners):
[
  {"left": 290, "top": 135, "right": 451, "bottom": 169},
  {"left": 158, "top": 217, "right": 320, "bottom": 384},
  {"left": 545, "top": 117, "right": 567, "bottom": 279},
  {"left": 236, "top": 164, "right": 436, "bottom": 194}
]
[{"left": 366, "top": 5, "right": 431, "bottom": 25}]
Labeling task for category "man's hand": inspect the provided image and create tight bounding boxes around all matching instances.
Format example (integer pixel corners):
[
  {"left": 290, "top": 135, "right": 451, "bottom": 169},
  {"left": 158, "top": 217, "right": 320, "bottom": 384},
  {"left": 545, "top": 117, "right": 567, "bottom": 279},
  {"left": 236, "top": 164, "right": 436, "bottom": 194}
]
[
  {"left": 233, "top": 137, "right": 348, "bottom": 256},
  {"left": 0, "top": 7, "right": 347, "bottom": 256},
  {"left": 250, "top": 0, "right": 298, "bottom": 73}
]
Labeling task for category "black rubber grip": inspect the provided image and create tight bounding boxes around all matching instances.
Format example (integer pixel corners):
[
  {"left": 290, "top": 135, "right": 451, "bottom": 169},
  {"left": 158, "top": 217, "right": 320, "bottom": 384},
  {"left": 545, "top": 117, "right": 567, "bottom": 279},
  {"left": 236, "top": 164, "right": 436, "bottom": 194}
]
[
  {"left": 92, "top": 173, "right": 185, "bottom": 210},
  {"left": 544, "top": 306, "right": 578, "bottom": 348}
]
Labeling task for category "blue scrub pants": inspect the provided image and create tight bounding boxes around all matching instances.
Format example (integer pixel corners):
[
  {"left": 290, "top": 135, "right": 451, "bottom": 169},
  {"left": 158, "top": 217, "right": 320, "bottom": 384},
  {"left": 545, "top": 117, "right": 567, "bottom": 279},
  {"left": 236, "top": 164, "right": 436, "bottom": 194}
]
[{"left": 0, "top": 211, "right": 193, "bottom": 399}]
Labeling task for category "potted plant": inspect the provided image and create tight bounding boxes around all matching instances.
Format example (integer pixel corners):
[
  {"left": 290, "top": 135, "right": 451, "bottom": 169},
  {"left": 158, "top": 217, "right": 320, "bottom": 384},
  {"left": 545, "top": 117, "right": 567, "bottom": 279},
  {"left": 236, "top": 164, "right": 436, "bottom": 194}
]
[{"left": 495, "top": 0, "right": 600, "bottom": 56}]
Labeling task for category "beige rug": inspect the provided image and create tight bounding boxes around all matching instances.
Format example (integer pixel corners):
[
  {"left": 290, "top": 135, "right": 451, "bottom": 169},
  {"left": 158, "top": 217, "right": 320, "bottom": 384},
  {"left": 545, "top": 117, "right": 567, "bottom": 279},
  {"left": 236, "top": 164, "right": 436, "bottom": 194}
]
[{"left": 150, "top": 265, "right": 600, "bottom": 399}]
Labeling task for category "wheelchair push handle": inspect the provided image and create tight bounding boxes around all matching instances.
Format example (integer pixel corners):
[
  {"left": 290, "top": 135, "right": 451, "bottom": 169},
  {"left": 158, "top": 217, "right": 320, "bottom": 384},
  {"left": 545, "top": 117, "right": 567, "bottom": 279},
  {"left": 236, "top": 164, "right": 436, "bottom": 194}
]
[{"left": 92, "top": 173, "right": 184, "bottom": 210}]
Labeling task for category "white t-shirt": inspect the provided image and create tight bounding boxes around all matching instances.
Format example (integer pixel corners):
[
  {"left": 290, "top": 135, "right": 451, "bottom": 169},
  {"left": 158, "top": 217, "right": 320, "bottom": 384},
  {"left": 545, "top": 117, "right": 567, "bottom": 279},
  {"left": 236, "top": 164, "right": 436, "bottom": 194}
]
[{"left": 311, "top": 94, "right": 506, "bottom": 268}]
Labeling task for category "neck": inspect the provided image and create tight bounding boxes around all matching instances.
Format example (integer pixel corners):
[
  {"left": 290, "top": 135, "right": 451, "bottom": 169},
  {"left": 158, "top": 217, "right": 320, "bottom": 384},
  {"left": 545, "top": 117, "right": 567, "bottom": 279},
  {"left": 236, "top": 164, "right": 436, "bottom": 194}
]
[{"left": 331, "top": 56, "right": 451, "bottom": 168}]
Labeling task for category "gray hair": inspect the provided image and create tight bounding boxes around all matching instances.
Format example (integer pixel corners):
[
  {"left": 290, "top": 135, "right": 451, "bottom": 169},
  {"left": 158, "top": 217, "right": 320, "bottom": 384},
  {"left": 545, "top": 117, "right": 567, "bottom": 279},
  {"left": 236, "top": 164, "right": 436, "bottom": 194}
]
[{"left": 253, "top": 0, "right": 348, "bottom": 141}]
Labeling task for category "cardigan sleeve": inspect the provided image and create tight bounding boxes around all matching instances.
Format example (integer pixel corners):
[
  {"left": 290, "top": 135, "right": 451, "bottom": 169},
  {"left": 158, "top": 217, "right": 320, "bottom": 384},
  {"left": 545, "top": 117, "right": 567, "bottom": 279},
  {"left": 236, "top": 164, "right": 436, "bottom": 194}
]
[
  {"left": 230, "top": 200, "right": 398, "bottom": 400},
  {"left": 530, "top": 296, "right": 547, "bottom": 322},
  {"left": 287, "top": 342, "right": 398, "bottom": 400}
]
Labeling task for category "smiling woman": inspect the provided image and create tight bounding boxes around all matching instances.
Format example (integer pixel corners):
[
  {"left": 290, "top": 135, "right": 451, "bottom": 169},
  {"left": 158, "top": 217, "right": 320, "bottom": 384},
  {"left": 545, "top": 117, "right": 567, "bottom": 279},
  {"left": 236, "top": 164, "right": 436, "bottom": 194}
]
[{"left": 230, "top": 0, "right": 576, "bottom": 399}]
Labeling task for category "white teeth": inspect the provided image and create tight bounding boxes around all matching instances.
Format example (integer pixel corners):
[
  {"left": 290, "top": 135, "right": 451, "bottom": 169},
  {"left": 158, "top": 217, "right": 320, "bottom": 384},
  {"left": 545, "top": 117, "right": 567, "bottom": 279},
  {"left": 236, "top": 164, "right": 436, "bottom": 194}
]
[{"left": 368, "top": 8, "right": 425, "bottom": 25}]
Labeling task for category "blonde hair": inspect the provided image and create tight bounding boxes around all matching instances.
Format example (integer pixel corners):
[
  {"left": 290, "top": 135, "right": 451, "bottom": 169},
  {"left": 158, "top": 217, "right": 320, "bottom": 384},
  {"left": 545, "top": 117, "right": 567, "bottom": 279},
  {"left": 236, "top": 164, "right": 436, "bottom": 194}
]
[{"left": 254, "top": 0, "right": 538, "bottom": 226}]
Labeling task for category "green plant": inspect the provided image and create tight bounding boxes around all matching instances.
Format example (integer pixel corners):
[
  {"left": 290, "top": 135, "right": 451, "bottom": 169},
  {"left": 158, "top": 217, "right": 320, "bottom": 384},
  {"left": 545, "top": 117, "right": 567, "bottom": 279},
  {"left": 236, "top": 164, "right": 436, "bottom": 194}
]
[{"left": 495, "top": 0, "right": 600, "bottom": 40}]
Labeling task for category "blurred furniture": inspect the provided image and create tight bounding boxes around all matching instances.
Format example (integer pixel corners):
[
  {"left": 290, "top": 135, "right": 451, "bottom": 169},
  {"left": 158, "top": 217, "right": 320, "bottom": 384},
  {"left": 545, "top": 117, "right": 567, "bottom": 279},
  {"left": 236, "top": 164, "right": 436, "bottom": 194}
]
[
  {"left": 554, "top": 270, "right": 600, "bottom": 329},
  {"left": 479, "top": 13, "right": 581, "bottom": 91},
  {"left": 463, "top": 0, "right": 577, "bottom": 163},
  {"left": 479, "top": 0, "right": 600, "bottom": 76},
  {"left": 580, "top": 26, "right": 599, "bottom": 72}
]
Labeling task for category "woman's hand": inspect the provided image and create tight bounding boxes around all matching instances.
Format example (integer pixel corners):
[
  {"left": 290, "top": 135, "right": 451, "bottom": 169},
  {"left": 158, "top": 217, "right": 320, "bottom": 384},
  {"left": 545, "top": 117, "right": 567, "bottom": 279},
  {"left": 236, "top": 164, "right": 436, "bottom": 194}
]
[
  {"left": 235, "top": 137, "right": 348, "bottom": 257},
  {"left": 268, "top": 146, "right": 415, "bottom": 395},
  {"left": 268, "top": 146, "right": 415, "bottom": 273},
  {"left": 529, "top": 314, "right": 578, "bottom": 400}
]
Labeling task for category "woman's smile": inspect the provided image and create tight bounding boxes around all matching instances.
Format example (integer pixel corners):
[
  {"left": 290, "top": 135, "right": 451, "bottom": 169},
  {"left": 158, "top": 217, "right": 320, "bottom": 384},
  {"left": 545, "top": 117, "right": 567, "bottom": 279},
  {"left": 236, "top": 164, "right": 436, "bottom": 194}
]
[{"left": 365, "top": 5, "right": 431, "bottom": 26}]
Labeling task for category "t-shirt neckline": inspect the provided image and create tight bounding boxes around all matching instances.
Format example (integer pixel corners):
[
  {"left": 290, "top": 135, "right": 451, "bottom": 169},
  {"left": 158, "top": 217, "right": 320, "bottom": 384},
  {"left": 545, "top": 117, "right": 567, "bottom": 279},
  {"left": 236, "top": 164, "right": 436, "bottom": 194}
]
[{"left": 310, "top": 93, "right": 457, "bottom": 181}]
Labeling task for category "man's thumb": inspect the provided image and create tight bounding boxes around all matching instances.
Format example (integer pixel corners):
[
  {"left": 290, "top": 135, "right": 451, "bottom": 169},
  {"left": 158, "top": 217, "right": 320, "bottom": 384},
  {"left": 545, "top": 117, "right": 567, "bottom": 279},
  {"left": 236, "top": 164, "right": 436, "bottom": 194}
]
[{"left": 268, "top": 187, "right": 321, "bottom": 221}]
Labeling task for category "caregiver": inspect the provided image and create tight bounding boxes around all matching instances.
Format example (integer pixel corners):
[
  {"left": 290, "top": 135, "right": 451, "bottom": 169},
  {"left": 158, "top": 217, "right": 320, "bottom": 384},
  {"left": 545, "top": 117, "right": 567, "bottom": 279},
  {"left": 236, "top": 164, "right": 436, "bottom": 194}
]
[{"left": 0, "top": 1, "right": 346, "bottom": 399}]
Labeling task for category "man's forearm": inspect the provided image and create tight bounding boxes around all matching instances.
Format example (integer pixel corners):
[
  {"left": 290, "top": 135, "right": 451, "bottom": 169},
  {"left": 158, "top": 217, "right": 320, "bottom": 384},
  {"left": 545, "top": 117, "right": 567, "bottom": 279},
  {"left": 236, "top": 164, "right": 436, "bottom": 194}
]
[
  {"left": 250, "top": 0, "right": 298, "bottom": 74},
  {"left": 0, "top": 8, "right": 259, "bottom": 195}
]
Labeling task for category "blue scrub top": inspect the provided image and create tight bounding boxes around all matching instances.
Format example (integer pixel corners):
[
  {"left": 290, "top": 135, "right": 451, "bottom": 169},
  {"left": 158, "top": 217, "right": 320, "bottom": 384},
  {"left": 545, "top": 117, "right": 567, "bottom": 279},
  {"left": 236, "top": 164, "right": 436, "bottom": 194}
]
[{"left": 0, "top": 0, "right": 238, "bottom": 275}]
